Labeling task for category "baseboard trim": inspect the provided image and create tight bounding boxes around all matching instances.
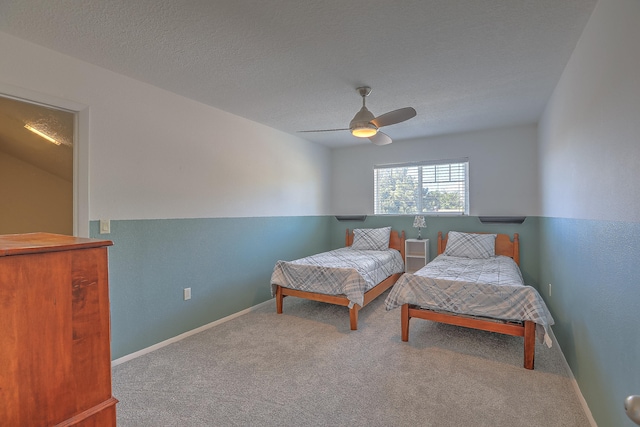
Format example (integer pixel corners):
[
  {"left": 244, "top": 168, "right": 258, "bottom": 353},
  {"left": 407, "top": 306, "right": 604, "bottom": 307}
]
[
  {"left": 548, "top": 327, "right": 598, "bottom": 427},
  {"left": 111, "top": 299, "right": 273, "bottom": 367}
]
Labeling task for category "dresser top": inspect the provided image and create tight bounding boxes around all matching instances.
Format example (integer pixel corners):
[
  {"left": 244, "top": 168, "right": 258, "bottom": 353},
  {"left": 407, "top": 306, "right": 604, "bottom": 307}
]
[{"left": 0, "top": 233, "right": 113, "bottom": 257}]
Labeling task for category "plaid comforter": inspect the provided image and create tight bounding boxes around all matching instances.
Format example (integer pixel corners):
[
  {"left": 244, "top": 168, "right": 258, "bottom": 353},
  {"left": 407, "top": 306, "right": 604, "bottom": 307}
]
[
  {"left": 385, "top": 255, "right": 555, "bottom": 347},
  {"left": 271, "top": 247, "right": 405, "bottom": 308}
]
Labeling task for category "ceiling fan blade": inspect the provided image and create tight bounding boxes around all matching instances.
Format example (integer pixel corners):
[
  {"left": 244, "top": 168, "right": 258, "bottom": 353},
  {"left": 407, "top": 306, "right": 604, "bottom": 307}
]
[
  {"left": 369, "top": 131, "right": 392, "bottom": 146},
  {"left": 298, "top": 128, "right": 349, "bottom": 133},
  {"left": 371, "top": 107, "right": 417, "bottom": 128}
]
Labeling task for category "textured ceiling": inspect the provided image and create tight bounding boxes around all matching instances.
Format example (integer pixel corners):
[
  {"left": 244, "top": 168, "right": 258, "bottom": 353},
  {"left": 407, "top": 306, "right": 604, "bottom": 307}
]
[{"left": 0, "top": 0, "right": 597, "bottom": 148}]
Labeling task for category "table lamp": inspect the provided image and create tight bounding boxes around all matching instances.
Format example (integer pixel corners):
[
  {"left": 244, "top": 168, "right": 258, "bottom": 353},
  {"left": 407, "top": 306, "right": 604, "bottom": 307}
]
[{"left": 413, "top": 215, "right": 426, "bottom": 240}]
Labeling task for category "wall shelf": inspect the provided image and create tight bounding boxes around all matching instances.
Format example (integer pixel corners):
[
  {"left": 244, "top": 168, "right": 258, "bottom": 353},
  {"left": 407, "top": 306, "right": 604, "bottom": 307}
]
[
  {"left": 478, "top": 216, "right": 526, "bottom": 224},
  {"left": 335, "top": 215, "right": 367, "bottom": 222}
]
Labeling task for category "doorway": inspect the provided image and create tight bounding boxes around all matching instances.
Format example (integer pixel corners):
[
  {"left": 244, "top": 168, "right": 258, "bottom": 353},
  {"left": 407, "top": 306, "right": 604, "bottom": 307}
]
[{"left": 0, "top": 95, "right": 75, "bottom": 235}]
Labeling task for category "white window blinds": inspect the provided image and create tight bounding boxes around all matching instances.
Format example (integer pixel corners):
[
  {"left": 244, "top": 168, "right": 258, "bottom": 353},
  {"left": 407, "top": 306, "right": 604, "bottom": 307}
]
[{"left": 374, "top": 159, "right": 469, "bottom": 215}]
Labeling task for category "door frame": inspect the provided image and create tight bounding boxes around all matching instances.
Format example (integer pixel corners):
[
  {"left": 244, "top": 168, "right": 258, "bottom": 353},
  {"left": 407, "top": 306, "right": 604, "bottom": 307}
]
[{"left": 0, "top": 82, "right": 89, "bottom": 237}]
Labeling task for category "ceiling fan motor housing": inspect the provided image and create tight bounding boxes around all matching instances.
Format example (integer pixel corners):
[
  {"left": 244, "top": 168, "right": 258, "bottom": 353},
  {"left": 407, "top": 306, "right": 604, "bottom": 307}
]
[{"left": 350, "top": 106, "right": 377, "bottom": 137}]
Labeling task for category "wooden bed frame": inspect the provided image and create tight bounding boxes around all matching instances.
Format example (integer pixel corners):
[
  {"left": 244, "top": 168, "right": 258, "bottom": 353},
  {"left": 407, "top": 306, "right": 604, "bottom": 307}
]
[
  {"left": 275, "top": 229, "right": 406, "bottom": 330},
  {"left": 401, "top": 231, "right": 537, "bottom": 370}
]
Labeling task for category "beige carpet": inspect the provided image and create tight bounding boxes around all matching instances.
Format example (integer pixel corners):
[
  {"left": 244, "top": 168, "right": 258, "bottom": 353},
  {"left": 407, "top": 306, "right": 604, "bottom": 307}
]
[{"left": 112, "top": 291, "right": 591, "bottom": 426}]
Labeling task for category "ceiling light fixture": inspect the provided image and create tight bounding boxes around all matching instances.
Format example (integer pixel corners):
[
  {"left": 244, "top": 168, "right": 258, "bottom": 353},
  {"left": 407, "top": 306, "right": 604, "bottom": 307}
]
[
  {"left": 24, "top": 124, "right": 61, "bottom": 145},
  {"left": 349, "top": 92, "right": 379, "bottom": 138},
  {"left": 351, "top": 122, "right": 378, "bottom": 138}
]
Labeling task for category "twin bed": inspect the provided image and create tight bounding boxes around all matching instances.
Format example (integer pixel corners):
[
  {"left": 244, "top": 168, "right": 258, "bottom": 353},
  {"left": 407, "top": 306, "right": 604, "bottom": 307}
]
[
  {"left": 271, "top": 227, "right": 405, "bottom": 330},
  {"left": 385, "top": 231, "right": 554, "bottom": 370},
  {"left": 271, "top": 227, "right": 553, "bottom": 369}
]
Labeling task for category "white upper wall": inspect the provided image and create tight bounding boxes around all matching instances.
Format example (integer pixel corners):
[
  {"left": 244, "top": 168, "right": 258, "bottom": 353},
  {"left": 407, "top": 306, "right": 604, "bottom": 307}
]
[
  {"left": 0, "top": 31, "right": 331, "bottom": 221},
  {"left": 330, "top": 124, "right": 539, "bottom": 216},
  {"left": 539, "top": 0, "right": 640, "bottom": 222}
]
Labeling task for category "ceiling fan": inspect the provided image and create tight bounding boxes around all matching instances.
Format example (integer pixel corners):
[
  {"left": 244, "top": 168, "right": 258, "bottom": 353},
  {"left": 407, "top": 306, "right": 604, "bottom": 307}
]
[{"left": 299, "top": 86, "right": 417, "bottom": 145}]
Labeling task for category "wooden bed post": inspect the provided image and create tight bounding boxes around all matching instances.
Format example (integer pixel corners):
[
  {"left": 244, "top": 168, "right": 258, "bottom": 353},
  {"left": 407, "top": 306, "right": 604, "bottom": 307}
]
[
  {"left": 345, "top": 229, "right": 353, "bottom": 246},
  {"left": 523, "top": 320, "right": 535, "bottom": 370},
  {"left": 349, "top": 305, "right": 360, "bottom": 330},
  {"left": 401, "top": 304, "right": 410, "bottom": 341},
  {"left": 513, "top": 233, "right": 520, "bottom": 266},
  {"left": 276, "top": 285, "right": 284, "bottom": 314}
]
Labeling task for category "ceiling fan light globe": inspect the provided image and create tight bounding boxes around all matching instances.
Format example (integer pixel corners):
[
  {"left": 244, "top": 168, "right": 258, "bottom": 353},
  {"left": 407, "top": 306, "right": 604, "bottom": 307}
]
[{"left": 351, "top": 123, "right": 378, "bottom": 138}]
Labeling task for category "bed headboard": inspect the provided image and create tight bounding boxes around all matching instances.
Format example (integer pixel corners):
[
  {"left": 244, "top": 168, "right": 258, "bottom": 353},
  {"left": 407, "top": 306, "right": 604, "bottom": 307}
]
[
  {"left": 437, "top": 231, "right": 520, "bottom": 265},
  {"left": 346, "top": 229, "right": 406, "bottom": 260}
]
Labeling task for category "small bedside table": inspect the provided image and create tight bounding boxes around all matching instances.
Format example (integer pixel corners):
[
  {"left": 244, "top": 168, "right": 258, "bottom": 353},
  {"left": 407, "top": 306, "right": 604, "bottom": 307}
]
[{"left": 405, "top": 239, "right": 429, "bottom": 273}]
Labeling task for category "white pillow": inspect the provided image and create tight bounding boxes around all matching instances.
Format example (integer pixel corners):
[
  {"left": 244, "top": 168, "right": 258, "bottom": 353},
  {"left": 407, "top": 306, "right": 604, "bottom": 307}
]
[
  {"left": 351, "top": 227, "right": 391, "bottom": 251},
  {"left": 443, "top": 231, "right": 496, "bottom": 259}
]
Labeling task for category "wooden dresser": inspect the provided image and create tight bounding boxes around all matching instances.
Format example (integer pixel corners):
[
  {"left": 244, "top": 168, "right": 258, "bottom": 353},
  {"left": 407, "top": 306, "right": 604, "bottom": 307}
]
[{"left": 0, "top": 233, "right": 117, "bottom": 426}]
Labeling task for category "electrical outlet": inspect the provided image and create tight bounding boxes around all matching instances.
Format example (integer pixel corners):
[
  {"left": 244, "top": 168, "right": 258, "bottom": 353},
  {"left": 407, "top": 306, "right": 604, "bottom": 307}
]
[
  {"left": 183, "top": 287, "right": 191, "bottom": 300},
  {"left": 548, "top": 283, "right": 552, "bottom": 296}
]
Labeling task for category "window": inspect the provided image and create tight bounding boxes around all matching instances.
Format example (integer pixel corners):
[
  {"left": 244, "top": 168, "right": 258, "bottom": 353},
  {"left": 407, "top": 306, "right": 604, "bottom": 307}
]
[{"left": 374, "top": 159, "right": 469, "bottom": 215}]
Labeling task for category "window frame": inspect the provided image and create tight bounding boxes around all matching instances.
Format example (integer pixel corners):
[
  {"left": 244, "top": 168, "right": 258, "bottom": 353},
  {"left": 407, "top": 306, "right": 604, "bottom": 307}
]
[{"left": 373, "top": 158, "right": 469, "bottom": 216}]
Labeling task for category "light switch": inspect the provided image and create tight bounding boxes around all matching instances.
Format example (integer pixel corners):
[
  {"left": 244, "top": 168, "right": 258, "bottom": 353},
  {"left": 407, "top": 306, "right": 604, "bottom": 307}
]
[{"left": 99, "top": 219, "right": 110, "bottom": 234}]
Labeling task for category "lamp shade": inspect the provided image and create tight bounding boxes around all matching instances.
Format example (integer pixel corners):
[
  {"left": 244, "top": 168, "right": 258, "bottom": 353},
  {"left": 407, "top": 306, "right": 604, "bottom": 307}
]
[{"left": 413, "top": 216, "right": 426, "bottom": 228}]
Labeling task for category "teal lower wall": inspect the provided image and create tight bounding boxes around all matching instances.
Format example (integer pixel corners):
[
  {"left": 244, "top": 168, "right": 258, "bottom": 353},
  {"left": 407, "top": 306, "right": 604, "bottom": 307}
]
[
  {"left": 96, "top": 215, "right": 541, "bottom": 361},
  {"left": 538, "top": 217, "right": 640, "bottom": 427},
  {"left": 90, "top": 216, "right": 331, "bottom": 359}
]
